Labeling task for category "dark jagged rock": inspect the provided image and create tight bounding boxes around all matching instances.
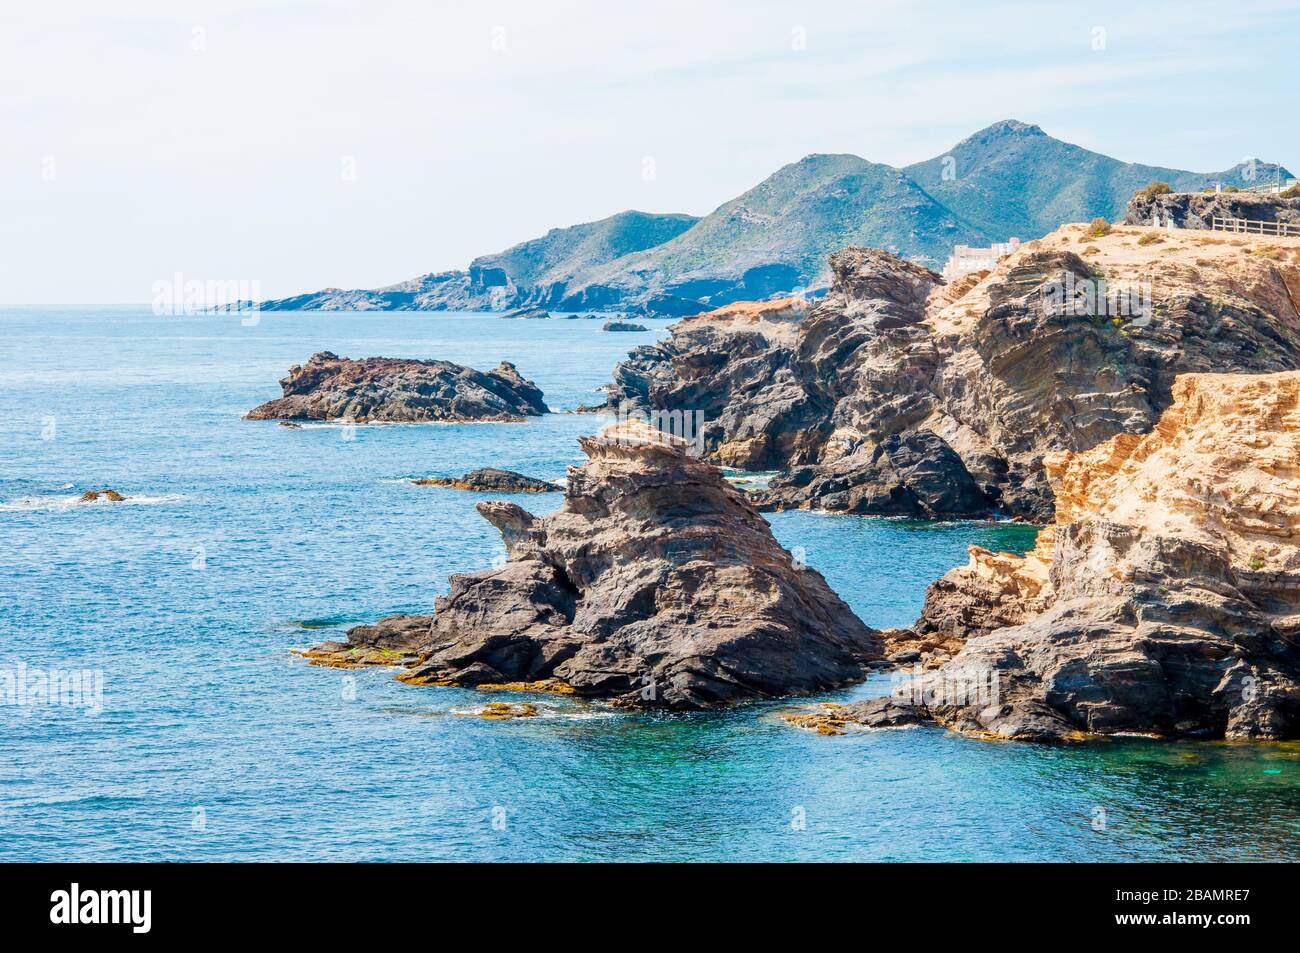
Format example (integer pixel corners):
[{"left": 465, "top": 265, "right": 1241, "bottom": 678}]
[
  {"left": 502, "top": 307, "right": 551, "bottom": 320},
  {"left": 602, "top": 321, "right": 648, "bottom": 332},
  {"left": 245, "top": 351, "right": 548, "bottom": 423},
  {"left": 413, "top": 468, "right": 559, "bottom": 493},
  {"left": 760, "top": 429, "right": 990, "bottom": 518},
  {"left": 305, "top": 420, "right": 881, "bottom": 708}
]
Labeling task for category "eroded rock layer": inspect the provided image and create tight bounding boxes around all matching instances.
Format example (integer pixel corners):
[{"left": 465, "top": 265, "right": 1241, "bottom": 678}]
[
  {"left": 246, "top": 351, "right": 548, "bottom": 422},
  {"left": 306, "top": 420, "right": 880, "bottom": 708},
  {"left": 882, "top": 371, "right": 1300, "bottom": 742}
]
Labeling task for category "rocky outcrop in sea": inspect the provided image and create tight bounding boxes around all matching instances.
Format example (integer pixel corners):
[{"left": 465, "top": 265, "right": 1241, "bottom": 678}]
[
  {"left": 303, "top": 420, "right": 880, "bottom": 708},
  {"left": 603, "top": 224, "right": 1300, "bottom": 521},
  {"left": 849, "top": 371, "right": 1300, "bottom": 741},
  {"left": 412, "top": 468, "right": 558, "bottom": 492},
  {"left": 502, "top": 307, "right": 550, "bottom": 320},
  {"left": 245, "top": 351, "right": 548, "bottom": 423}
]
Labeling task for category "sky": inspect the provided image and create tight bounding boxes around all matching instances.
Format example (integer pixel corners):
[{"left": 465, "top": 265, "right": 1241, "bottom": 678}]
[{"left": 2, "top": 0, "right": 1298, "bottom": 304}]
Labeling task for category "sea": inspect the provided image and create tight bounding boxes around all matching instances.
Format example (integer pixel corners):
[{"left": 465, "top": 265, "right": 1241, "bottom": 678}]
[{"left": 1, "top": 307, "right": 1295, "bottom": 861}]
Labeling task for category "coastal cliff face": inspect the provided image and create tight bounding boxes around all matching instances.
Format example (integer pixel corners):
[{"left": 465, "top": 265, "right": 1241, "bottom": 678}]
[
  {"left": 605, "top": 225, "right": 1300, "bottom": 520},
  {"left": 304, "top": 420, "right": 880, "bottom": 708},
  {"left": 1125, "top": 191, "right": 1300, "bottom": 230},
  {"left": 886, "top": 372, "right": 1300, "bottom": 741},
  {"left": 245, "top": 351, "right": 548, "bottom": 422}
]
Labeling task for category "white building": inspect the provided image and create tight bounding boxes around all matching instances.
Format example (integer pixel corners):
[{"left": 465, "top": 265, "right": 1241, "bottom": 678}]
[{"left": 942, "top": 237, "right": 1021, "bottom": 280}]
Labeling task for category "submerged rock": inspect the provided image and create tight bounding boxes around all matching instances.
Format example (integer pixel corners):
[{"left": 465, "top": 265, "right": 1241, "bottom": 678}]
[
  {"left": 783, "top": 698, "right": 924, "bottom": 735},
  {"left": 412, "top": 468, "right": 559, "bottom": 492},
  {"left": 245, "top": 351, "right": 548, "bottom": 423},
  {"left": 870, "top": 372, "right": 1300, "bottom": 742},
  {"left": 79, "top": 489, "right": 126, "bottom": 503},
  {"left": 307, "top": 419, "right": 880, "bottom": 708},
  {"left": 458, "top": 702, "right": 539, "bottom": 720}
]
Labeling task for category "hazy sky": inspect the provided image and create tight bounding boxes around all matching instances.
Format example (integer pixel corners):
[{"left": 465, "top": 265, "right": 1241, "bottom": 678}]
[{"left": 3, "top": 0, "right": 1297, "bottom": 303}]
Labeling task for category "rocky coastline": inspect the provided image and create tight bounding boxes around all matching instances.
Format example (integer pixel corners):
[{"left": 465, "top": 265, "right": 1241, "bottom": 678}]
[
  {"left": 288, "top": 203, "right": 1300, "bottom": 744},
  {"left": 819, "top": 371, "right": 1300, "bottom": 741},
  {"left": 603, "top": 217, "right": 1300, "bottom": 522}
]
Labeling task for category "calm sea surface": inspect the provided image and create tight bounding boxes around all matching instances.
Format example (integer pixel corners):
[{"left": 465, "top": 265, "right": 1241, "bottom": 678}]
[{"left": 1, "top": 308, "right": 1296, "bottom": 861}]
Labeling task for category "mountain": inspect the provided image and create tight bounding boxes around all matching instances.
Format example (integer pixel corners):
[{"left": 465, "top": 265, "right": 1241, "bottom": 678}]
[
  {"left": 558, "top": 155, "right": 991, "bottom": 314},
  {"left": 259, "top": 120, "right": 1294, "bottom": 314},
  {"left": 260, "top": 210, "right": 698, "bottom": 312},
  {"left": 469, "top": 210, "right": 698, "bottom": 304},
  {"left": 904, "top": 119, "right": 1294, "bottom": 241}
]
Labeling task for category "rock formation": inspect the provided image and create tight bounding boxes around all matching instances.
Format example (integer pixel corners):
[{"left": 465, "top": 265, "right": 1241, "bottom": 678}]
[
  {"left": 604, "top": 226, "right": 1300, "bottom": 520},
  {"left": 413, "top": 468, "right": 558, "bottom": 492},
  {"left": 602, "top": 321, "right": 648, "bottom": 332},
  {"left": 865, "top": 372, "right": 1300, "bottom": 741},
  {"left": 1125, "top": 190, "right": 1300, "bottom": 231},
  {"left": 245, "top": 352, "right": 548, "bottom": 423},
  {"left": 304, "top": 420, "right": 880, "bottom": 708}
]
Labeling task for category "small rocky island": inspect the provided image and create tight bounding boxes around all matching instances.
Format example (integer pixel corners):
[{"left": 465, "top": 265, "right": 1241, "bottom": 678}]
[
  {"left": 245, "top": 351, "right": 548, "bottom": 422},
  {"left": 413, "top": 468, "right": 558, "bottom": 492},
  {"left": 303, "top": 420, "right": 881, "bottom": 708},
  {"left": 602, "top": 321, "right": 648, "bottom": 332}
]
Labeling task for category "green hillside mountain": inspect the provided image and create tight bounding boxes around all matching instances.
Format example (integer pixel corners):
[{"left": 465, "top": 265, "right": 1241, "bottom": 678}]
[
  {"left": 905, "top": 119, "right": 1293, "bottom": 241},
  {"left": 259, "top": 120, "right": 1294, "bottom": 314},
  {"left": 560, "top": 154, "right": 992, "bottom": 313},
  {"left": 470, "top": 210, "right": 698, "bottom": 298}
]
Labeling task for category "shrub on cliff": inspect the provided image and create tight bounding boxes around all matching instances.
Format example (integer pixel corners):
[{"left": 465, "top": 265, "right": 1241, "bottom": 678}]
[
  {"left": 1084, "top": 217, "right": 1112, "bottom": 239},
  {"left": 1135, "top": 181, "right": 1172, "bottom": 200}
]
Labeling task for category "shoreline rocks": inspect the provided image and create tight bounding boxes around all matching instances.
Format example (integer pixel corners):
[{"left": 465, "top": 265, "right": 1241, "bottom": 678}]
[
  {"left": 413, "top": 468, "right": 559, "bottom": 493},
  {"left": 604, "top": 226, "right": 1300, "bottom": 522},
  {"left": 304, "top": 419, "right": 881, "bottom": 708},
  {"left": 245, "top": 351, "right": 549, "bottom": 423},
  {"left": 856, "top": 371, "right": 1300, "bottom": 742}
]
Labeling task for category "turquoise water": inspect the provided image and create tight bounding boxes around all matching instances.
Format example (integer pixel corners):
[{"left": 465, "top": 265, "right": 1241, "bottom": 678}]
[{"left": 1, "top": 308, "right": 1296, "bottom": 862}]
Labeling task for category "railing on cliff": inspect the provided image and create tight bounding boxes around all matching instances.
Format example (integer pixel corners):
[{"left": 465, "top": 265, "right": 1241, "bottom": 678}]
[{"left": 1211, "top": 216, "right": 1300, "bottom": 238}]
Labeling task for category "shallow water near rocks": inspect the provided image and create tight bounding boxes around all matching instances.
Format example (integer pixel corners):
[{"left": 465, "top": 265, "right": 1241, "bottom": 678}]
[{"left": 1, "top": 308, "right": 1296, "bottom": 861}]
